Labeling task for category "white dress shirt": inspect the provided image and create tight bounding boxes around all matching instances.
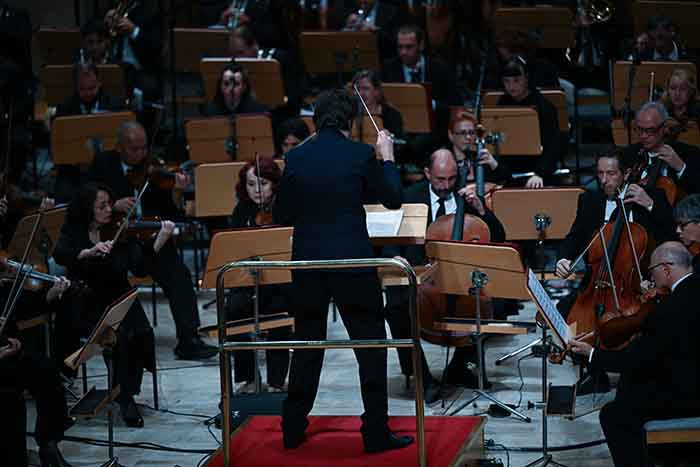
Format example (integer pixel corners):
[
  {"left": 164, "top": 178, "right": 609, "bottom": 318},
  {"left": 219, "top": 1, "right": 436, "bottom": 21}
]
[{"left": 429, "top": 185, "right": 455, "bottom": 223}]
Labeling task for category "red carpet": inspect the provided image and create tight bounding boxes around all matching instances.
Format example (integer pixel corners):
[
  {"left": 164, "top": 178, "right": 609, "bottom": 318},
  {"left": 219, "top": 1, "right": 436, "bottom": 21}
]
[{"left": 206, "top": 415, "right": 484, "bottom": 467}]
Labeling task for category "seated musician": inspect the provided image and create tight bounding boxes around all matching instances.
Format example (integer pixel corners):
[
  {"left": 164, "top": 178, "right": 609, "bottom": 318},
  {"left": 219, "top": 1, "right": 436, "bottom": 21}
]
[
  {"left": 569, "top": 242, "right": 700, "bottom": 467},
  {"left": 0, "top": 280, "right": 76, "bottom": 466},
  {"left": 275, "top": 117, "right": 311, "bottom": 158},
  {"left": 638, "top": 16, "right": 689, "bottom": 62},
  {"left": 341, "top": 0, "right": 403, "bottom": 61},
  {"left": 54, "top": 62, "right": 125, "bottom": 118},
  {"left": 447, "top": 111, "right": 511, "bottom": 185},
  {"left": 54, "top": 183, "right": 158, "bottom": 428},
  {"left": 225, "top": 156, "right": 291, "bottom": 393},
  {"left": 76, "top": 18, "right": 110, "bottom": 64},
  {"left": 384, "top": 148, "right": 506, "bottom": 402},
  {"left": 622, "top": 101, "right": 700, "bottom": 196},
  {"left": 674, "top": 194, "right": 700, "bottom": 272},
  {"left": 660, "top": 68, "right": 700, "bottom": 123},
  {"left": 87, "top": 121, "right": 217, "bottom": 360},
  {"left": 206, "top": 63, "right": 268, "bottom": 117},
  {"left": 497, "top": 56, "right": 562, "bottom": 188},
  {"left": 352, "top": 69, "right": 404, "bottom": 143}
]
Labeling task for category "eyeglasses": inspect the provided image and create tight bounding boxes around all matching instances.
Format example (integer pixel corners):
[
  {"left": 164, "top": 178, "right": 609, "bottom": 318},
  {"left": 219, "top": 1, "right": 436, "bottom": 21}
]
[
  {"left": 648, "top": 262, "right": 674, "bottom": 271},
  {"left": 453, "top": 130, "right": 476, "bottom": 137},
  {"left": 635, "top": 124, "right": 663, "bottom": 136}
]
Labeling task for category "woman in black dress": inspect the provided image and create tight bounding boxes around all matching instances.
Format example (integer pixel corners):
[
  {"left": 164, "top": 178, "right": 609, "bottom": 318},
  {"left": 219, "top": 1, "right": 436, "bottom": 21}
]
[
  {"left": 226, "top": 156, "right": 291, "bottom": 392},
  {"left": 53, "top": 183, "right": 168, "bottom": 428}
]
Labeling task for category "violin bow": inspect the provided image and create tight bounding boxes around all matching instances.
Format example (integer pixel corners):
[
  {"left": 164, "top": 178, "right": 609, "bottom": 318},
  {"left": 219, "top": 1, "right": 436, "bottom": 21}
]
[
  {"left": 254, "top": 152, "right": 265, "bottom": 212},
  {"left": 111, "top": 180, "right": 150, "bottom": 243},
  {"left": 617, "top": 185, "right": 645, "bottom": 284}
]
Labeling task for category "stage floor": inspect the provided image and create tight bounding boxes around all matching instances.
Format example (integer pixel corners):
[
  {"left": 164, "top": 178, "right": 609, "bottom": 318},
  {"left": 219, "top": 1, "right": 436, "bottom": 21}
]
[{"left": 26, "top": 289, "right": 615, "bottom": 466}]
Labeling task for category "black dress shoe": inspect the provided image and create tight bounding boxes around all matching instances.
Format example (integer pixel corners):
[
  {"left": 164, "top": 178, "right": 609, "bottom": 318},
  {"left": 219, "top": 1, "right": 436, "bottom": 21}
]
[
  {"left": 283, "top": 430, "right": 307, "bottom": 449},
  {"left": 174, "top": 337, "right": 218, "bottom": 360},
  {"left": 363, "top": 431, "right": 414, "bottom": 453},
  {"left": 39, "top": 441, "right": 74, "bottom": 467},
  {"left": 119, "top": 395, "right": 144, "bottom": 428}
]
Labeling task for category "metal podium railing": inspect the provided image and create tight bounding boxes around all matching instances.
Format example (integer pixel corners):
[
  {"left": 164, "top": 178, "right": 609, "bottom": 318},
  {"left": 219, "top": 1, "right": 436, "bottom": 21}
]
[{"left": 215, "top": 257, "right": 426, "bottom": 467}]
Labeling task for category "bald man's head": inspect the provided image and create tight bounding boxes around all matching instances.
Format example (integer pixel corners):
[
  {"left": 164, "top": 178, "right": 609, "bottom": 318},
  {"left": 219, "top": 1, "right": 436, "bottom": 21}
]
[
  {"left": 425, "top": 149, "right": 458, "bottom": 198},
  {"left": 117, "top": 121, "right": 148, "bottom": 166},
  {"left": 650, "top": 241, "right": 693, "bottom": 288}
]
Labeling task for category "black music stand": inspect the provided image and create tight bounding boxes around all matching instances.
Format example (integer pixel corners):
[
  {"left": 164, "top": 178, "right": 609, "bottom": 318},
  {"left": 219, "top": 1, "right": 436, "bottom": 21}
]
[{"left": 300, "top": 31, "right": 378, "bottom": 86}]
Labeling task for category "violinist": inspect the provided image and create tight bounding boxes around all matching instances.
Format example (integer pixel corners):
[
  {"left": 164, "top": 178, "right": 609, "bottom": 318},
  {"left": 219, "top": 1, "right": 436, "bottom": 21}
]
[
  {"left": 206, "top": 63, "right": 268, "bottom": 117},
  {"left": 225, "top": 156, "right": 291, "bottom": 393},
  {"left": 568, "top": 242, "right": 700, "bottom": 467},
  {"left": 54, "top": 62, "right": 125, "bottom": 118},
  {"left": 622, "top": 101, "right": 700, "bottom": 197},
  {"left": 674, "top": 194, "right": 700, "bottom": 272},
  {"left": 384, "top": 149, "right": 505, "bottom": 397},
  {"left": 275, "top": 117, "right": 311, "bottom": 158},
  {"left": 88, "top": 121, "right": 217, "bottom": 361},
  {"left": 53, "top": 183, "right": 158, "bottom": 428},
  {"left": 352, "top": 69, "right": 404, "bottom": 144}
]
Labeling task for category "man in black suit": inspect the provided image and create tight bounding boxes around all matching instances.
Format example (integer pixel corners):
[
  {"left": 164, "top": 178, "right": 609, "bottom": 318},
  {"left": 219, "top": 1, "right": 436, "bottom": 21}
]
[
  {"left": 55, "top": 63, "right": 125, "bottom": 118},
  {"left": 88, "top": 121, "right": 217, "bottom": 361},
  {"left": 274, "top": 90, "right": 412, "bottom": 453},
  {"left": 569, "top": 242, "right": 700, "bottom": 467},
  {"left": 622, "top": 101, "right": 700, "bottom": 196},
  {"left": 385, "top": 149, "right": 506, "bottom": 394}
]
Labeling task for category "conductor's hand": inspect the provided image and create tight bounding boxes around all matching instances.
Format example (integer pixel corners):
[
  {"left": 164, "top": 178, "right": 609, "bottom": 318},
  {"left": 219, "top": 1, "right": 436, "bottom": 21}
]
[
  {"left": 568, "top": 339, "right": 593, "bottom": 358},
  {"left": 114, "top": 197, "right": 136, "bottom": 213},
  {"left": 624, "top": 184, "right": 653, "bottom": 210},
  {"left": 525, "top": 175, "right": 544, "bottom": 189},
  {"left": 555, "top": 258, "right": 572, "bottom": 279},
  {"left": 0, "top": 338, "right": 22, "bottom": 361},
  {"left": 46, "top": 277, "right": 71, "bottom": 303},
  {"left": 376, "top": 130, "right": 395, "bottom": 163},
  {"left": 458, "top": 188, "right": 485, "bottom": 216},
  {"left": 0, "top": 196, "right": 7, "bottom": 218}
]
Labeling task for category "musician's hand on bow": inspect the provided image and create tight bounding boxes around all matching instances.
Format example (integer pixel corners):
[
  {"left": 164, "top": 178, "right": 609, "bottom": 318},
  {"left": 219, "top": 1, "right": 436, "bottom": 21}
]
[
  {"left": 376, "top": 130, "right": 395, "bottom": 163},
  {"left": 0, "top": 196, "right": 7, "bottom": 218},
  {"left": 458, "top": 187, "right": 485, "bottom": 216},
  {"left": 0, "top": 338, "right": 22, "bottom": 361},
  {"left": 657, "top": 144, "right": 685, "bottom": 172},
  {"left": 46, "top": 277, "right": 71, "bottom": 303},
  {"left": 555, "top": 258, "right": 572, "bottom": 279},
  {"left": 640, "top": 279, "right": 654, "bottom": 294},
  {"left": 87, "top": 241, "right": 113, "bottom": 258},
  {"left": 525, "top": 175, "right": 544, "bottom": 189},
  {"left": 477, "top": 148, "right": 498, "bottom": 170},
  {"left": 568, "top": 338, "right": 593, "bottom": 357},
  {"left": 153, "top": 220, "right": 175, "bottom": 254},
  {"left": 114, "top": 197, "right": 136, "bottom": 213},
  {"left": 625, "top": 184, "right": 653, "bottom": 210},
  {"left": 117, "top": 17, "right": 136, "bottom": 35}
]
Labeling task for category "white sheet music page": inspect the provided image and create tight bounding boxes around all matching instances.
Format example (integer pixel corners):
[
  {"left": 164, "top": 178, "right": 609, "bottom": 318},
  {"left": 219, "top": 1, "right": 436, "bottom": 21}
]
[
  {"left": 527, "top": 269, "right": 571, "bottom": 347},
  {"left": 366, "top": 209, "right": 404, "bottom": 237}
]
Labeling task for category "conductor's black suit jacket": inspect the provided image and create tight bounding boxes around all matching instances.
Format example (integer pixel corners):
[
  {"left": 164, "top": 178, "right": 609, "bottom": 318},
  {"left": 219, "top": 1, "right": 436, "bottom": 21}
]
[{"left": 274, "top": 128, "right": 401, "bottom": 262}]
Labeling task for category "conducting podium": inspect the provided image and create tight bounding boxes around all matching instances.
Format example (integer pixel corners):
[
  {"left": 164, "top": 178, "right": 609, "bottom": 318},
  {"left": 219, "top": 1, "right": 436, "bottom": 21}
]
[
  {"left": 185, "top": 114, "right": 275, "bottom": 163},
  {"left": 201, "top": 57, "right": 286, "bottom": 109}
]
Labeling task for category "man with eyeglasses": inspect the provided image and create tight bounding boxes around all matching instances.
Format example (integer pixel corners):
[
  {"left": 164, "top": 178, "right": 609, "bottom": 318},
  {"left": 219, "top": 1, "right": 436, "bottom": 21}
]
[
  {"left": 622, "top": 101, "right": 700, "bottom": 196},
  {"left": 675, "top": 194, "right": 700, "bottom": 272},
  {"left": 568, "top": 241, "right": 700, "bottom": 467}
]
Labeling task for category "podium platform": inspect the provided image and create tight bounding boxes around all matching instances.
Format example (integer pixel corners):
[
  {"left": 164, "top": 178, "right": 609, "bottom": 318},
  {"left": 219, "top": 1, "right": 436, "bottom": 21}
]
[{"left": 205, "top": 415, "right": 484, "bottom": 467}]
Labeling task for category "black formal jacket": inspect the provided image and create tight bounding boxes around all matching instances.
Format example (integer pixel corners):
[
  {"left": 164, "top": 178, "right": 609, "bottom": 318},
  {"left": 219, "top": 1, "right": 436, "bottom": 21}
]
[
  {"left": 111, "top": 4, "right": 162, "bottom": 74},
  {"left": 87, "top": 150, "right": 181, "bottom": 220},
  {"left": 274, "top": 128, "right": 401, "bottom": 261},
  {"left": 591, "top": 273, "right": 700, "bottom": 412},
  {"left": 54, "top": 90, "right": 125, "bottom": 118},
  {"left": 386, "top": 180, "right": 506, "bottom": 266},
  {"left": 622, "top": 141, "right": 700, "bottom": 196},
  {"left": 497, "top": 89, "right": 562, "bottom": 180},
  {"left": 558, "top": 188, "right": 676, "bottom": 262}
]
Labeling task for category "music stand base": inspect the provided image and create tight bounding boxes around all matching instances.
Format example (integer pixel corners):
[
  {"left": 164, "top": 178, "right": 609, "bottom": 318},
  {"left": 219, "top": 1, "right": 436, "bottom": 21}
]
[
  {"left": 98, "top": 458, "right": 124, "bottom": 467},
  {"left": 451, "top": 389, "right": 531, "bottom": 422},
  {"left": 495, "top": 337, "right": 542, "bottom": 365},
  {"left": 524, "top": 454, "right": 568, "bottom": 467}
]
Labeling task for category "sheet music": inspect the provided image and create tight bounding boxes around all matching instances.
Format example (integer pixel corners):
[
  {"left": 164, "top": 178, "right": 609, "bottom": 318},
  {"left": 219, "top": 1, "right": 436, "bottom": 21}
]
[
  {"left": 366, "top": 209, "right": 404, "bottom": 237},
  {"left": 527, "top": 269, "right": 570, "bottom": 346}
]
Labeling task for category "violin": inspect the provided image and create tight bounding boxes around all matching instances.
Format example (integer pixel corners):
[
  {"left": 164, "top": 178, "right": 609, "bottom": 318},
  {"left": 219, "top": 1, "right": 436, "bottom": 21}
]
[
  {"left": 100, "top": 212, "right": 188, "bottom": 243},
  {"left": 126, "top": 157, "right": 194, "bottom": 192},
  {"left": 0, "top": 250, "right": 87, "bottom": 295}
]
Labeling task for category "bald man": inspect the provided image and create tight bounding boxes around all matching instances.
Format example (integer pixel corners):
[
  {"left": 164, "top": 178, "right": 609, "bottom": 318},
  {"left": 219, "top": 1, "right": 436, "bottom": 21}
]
[{"left": 570, "top": 242, "right": 700, "bottom": 467}]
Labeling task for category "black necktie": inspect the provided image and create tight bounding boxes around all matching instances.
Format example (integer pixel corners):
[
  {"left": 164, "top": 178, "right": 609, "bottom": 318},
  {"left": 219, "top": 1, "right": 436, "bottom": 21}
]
[
  {"left": 435, "top": 198, "right": 446, "bottom": 220},
  {"left": 410, "top": 70, "right": 420, "bottom": 83}
]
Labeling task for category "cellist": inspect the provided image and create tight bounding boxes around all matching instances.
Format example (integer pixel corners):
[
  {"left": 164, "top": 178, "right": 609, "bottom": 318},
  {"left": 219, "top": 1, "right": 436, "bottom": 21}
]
[
  {"left": 555, "top": 148, "right": 676, "bottom": 392},
  {"left": 674, "top": 194, "right": 700, "bottom": 272}
]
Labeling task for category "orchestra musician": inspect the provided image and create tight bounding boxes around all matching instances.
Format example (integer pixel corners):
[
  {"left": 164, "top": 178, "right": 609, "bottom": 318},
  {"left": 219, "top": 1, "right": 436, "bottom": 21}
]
[
  {"left": 569, "top": 242, "right": 700, "bottom": 467},
  {"left": 225, "top": 157, "right": 290, "bottom": 393},
  {"left": 274, "top": 89, "right": 412, "bottom": 453},
  {"left": 207, "top": 63, "right": 268, "bottom": 117},
  {"left": 87, "top": 121, "right": 217, "bottom": 361},
  {"left": 274, "top": 117, "right": 311, "bottom": 157},
  {"left": 384, "top": 148, "right": 506, "bottom": 399},
  {"left": 674, "top": 194, "right": 700, "bottom": 272},
  {"left": 76, "top": 18, "right": 111, "bottom": 65},
  {"left": 341, "top": 0, "right": 403, "bottom": 61},
  {"left": 352, "top": 69, "right": 404, "bottom": 143},
  {"left": 55, "top": 63, "right": 125, "bottom": 118},
  {"left": 660, "top": 68, "right": 700, "bottom": 123},
  {"left": 53, "top": 183, "right": 158, "bottom": 428},
  {"left": 622, "top": 102, "right": 700, "bottom": 197}
]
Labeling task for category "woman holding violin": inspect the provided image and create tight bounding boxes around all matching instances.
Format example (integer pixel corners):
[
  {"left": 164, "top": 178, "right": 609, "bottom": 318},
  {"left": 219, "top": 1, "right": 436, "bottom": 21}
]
[
  {"left": 53, "top": 183, "right": 159, "bottom": 428},
  {"left": 225, "top": 156, "right": 291, "bottom": 393}
]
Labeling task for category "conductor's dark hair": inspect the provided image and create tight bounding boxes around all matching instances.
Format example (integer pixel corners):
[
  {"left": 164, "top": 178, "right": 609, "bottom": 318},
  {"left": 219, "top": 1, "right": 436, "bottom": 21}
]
[
  {"left": 275, "top": 117, "right": 311, "bottom": 153},
  {"left": 675, "top": 194, "right": 700, "bottom": 223},
  {"left": 312, "top": 89, "right": 356, "bottom": 132},
  {"left": 67, "top": 182, "right": 114, "bottom": 230},
  {"left": 81, "top": 17, "right": 107, "bottom": 38}
]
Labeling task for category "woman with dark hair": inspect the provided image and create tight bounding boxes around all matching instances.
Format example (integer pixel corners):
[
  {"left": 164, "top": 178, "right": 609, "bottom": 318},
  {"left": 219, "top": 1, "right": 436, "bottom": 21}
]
[
  {"left": 208, "top": 63, "right": 268, "bottom": 116},
  {"left": 225, "top": 156, "right": 290, "bottom": 393},
  {"left": 352, "top": 69, "right": 404, "bottom": 142},
  {"left": 497, "top": 56, "right": 562, "bottom": 188},
  {"left": 275, "top": 117, "right": 311, "bottom": 157},
  {"left": 53, "top": 183, "right": 168, "bottom": 428},
  {"left": 660, "top": 68, "right": 700, "bottom": 123}
]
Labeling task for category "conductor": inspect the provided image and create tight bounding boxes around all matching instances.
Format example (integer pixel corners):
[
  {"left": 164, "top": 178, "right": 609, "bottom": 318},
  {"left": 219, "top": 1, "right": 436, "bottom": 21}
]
[{"left": 274, "top": 89, "right": 412, "bottom": 453}]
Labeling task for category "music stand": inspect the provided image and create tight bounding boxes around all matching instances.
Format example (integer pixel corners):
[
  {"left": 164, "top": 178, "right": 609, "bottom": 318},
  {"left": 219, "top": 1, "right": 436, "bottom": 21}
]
[
  {"left": 7, "top": 206, "right": 67, "bottom": 267},
  {"left": 51, "top": 111, "right": 136, "bottom": 165},
  {"left": 612, "top": 61, "right": 696, "bottom": 111},
  {"left": 35, "top": 27, "right": 81, "bottom": 66},
  {"left": 173, "top": 28, "right": 231, "bottom": 73},
  {"left": 483, "top": 90, "right": 569, "bottom": 133},
  {"left": 64, "top": 289, "right": 139, "bottom": 466},
  {"left": 185, "top": 115, "right": 275, "bottom": 163},
  {"left": 41, "top": 64, "right": 126, "bottom": 106},
  {"left": 201, "top": 227, "right": 294, "bottom": 392},
  {"left": 481, "top": 108, "right": 541, "bottom": 156},
  {"left": 382, "top": 83, "right": 434, "bottom": 133},
  {"left": 200, "top": 57, "right": 286, "bottom": 109},
  {"left": 423, "top": 241, "right": 532, "bottom": 422},
  {"left": 493, "top": 7, "right": 574, "bottom": 49},
  {"left": 300, "top": 31, "right": 378, "bottom": 85},
  {"left": 351, "top": 115, "right": 383, "bottom": 146}
]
